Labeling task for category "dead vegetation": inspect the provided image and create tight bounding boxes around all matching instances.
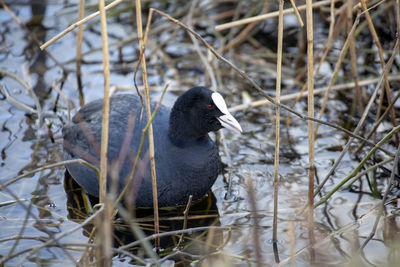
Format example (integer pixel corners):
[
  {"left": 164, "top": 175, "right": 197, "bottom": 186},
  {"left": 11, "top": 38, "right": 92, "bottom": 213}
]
[{"left": 0, "top": 0, "right": 399, "bottom": 265}]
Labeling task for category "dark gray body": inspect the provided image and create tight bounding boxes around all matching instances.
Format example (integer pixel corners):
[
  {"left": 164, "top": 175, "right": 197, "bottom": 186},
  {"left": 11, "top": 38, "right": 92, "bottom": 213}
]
[{"left": 62, "top": 94, "right": 219, "bottom": 207}]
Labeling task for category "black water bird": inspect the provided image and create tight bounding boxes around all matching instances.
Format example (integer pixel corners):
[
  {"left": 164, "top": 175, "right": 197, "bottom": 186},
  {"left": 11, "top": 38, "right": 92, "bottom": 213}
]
[{"left": 62, "top": 86, "right": 242, "bottom": 207}]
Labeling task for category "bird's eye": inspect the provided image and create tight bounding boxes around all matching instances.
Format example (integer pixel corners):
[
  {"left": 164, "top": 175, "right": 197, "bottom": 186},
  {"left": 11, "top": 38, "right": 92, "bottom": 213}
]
[{"left": 206, "top": 104, "right": 213, "bottom": 110}]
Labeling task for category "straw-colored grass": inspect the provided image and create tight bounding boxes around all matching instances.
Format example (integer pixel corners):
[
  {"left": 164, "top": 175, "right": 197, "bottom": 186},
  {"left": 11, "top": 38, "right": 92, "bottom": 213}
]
[
  {"left": 272, "top": 0, "right": 284, "bottom": 247},
  {"left": 97, "top": 0, "right": 113, "bottom": 265},
  {"left": 135, "top": 0, "right": 160, "bottom": 249}
]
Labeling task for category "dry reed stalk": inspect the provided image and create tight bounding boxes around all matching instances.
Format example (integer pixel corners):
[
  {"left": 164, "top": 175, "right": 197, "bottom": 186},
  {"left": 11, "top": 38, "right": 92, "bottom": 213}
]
[
  {"left": 223, "top": 20, "right": 258, "bottom": 52},
  {"left": 97, "top": 0, "right": 113, "bottom": 265},
  {"left": 222, "top": 2, "right": 271, "bottom": 52},
  {"left": 272, "top": 0, "right": 284, "bottom": 248},
  {"left": 306, "top": 0, "right": 315, "bottom": 255},
  {"left": 314, "top": 9, "right": 361, "bottom": 135},
  {"left": 354, "top": 0, "right": 393, "bottom": 37},
  {"left": 397, "top": 0, "right": 400, "bottom": 34},
  {"left": 360, "top": 0, "right": 399, "bottom": 146},
  {"left": 220, "top": 1, "right": 246, "bottom": 50},
  {"left": 289, "top": 0, "right": 305, "bottom": 27},
  {"left": 285, "top": 0, "right": 338, "bottom": 130},
  {"left": 135, "top": 0, "right": 160, "bottom": 248},
  {"left": 347, "top": 0, "right": 363, "bottom": 116},
  {"left": 207, "top": 9, "right": 236, "bottom": 22},
  {"left": 40, "top": 0, "right": 124, "bottom": 51},
  {"left": 328, "top": 0, "right": 337, "bottom": 47},
  {"left": 187, "top": 0, "right": 217, "bottom": 91},
  {"left": 215, "top": 0, "right": 332, "bottom": 31},
  {"left": 76, "top": 0, "right": 86, "bottom": 107}
]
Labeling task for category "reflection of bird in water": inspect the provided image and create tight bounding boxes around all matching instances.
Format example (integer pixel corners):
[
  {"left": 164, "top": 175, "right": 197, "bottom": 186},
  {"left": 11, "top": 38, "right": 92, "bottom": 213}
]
[{"left": 64, "top": 171, "right": 223, "bottom": 265}]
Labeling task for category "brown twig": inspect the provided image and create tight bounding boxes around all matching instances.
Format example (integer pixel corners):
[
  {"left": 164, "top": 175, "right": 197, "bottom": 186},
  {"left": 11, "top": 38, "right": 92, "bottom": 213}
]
[{"left": 76, "top": 0, "right": 86, "bottom": 107}]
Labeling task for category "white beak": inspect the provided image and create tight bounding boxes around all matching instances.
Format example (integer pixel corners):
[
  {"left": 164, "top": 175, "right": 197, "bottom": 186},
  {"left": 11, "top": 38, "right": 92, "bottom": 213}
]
[
  {"left": 217, "top": 114, "right": 242, "bottom": 134},
  {"left": 212, "top": 92, "right": 242, "bottom": 134}
]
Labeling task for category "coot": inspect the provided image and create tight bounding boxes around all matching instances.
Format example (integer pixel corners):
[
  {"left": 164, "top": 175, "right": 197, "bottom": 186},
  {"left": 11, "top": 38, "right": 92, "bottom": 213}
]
[{"left": 62, "top": 86, "right": 241, "bottom": 207}]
